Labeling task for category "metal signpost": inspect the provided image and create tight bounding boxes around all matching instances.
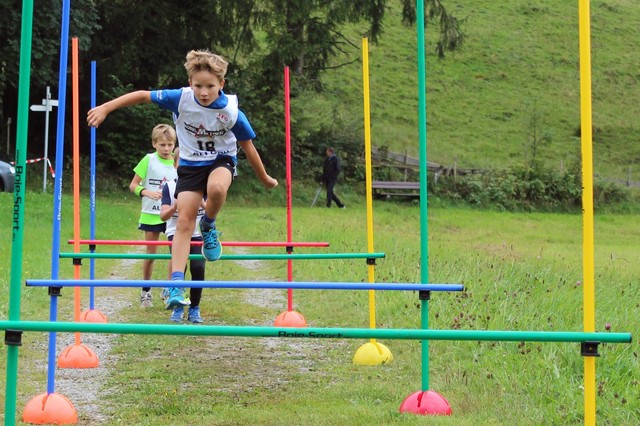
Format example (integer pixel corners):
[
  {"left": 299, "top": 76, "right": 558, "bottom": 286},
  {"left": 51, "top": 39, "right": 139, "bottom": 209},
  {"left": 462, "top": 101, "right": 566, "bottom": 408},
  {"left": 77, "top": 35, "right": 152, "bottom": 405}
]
[{"left": 30, "top": 86, "right": 58, "bottom": 192}]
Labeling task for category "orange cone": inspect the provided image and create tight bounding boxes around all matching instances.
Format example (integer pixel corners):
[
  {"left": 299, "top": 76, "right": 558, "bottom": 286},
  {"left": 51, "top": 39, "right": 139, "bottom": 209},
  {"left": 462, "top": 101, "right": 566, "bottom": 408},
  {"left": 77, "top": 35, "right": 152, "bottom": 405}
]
[
  {"left": 23, "top": 392, "right": 78, "bottom": 424},
  {"left": 79, "top": 308, "right": 108, "bottom": 323},
  {"left": 58, "top": 343, "right": 99, "bottom": 369},
  {"left": 274, "top": 310, "right": 307, "bottom": 327}
]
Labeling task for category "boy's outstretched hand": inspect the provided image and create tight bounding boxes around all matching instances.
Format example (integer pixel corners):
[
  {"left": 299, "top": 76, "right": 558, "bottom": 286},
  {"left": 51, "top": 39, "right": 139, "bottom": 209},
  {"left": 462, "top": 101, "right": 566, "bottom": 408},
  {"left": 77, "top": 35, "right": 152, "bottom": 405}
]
[
  {"left": 263, "top": 176, "right": 278, "bottom": 189},
  {"left": 87, "top": 106, "right": 107, "bottom": 128}
]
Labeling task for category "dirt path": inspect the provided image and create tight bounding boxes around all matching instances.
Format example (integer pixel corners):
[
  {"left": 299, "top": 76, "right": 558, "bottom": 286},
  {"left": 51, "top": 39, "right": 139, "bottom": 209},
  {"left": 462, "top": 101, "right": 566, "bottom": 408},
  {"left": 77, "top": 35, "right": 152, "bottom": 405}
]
[
  {"left": 213, "top": 248, "right": 339, "bottom": 396},
  {"left": 51, "top": 248, "right": 337, "bottom": 424},
  {"left": 238, "top": 248, "right": 345, "bottom": 364},
  {"left": 54, "top": 257, "right": 137, "bottom": 425}
]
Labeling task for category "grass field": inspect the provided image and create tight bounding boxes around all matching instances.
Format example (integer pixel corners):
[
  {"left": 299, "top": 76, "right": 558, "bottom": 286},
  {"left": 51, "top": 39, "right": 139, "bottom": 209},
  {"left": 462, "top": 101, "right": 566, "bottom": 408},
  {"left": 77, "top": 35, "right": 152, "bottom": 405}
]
[
  {"left": 0, "top": 189, "right": 638, "bottom": 425},
  {"left": 317, "top": 0, "right": 640, "bottom": 181}
]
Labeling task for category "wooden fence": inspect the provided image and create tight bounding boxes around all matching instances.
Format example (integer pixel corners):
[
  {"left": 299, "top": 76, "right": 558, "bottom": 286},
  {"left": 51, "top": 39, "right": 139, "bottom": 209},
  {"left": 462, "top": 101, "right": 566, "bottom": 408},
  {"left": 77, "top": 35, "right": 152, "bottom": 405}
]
[{"left": 370, "top": 146, "right": 484, "bottom": 185}]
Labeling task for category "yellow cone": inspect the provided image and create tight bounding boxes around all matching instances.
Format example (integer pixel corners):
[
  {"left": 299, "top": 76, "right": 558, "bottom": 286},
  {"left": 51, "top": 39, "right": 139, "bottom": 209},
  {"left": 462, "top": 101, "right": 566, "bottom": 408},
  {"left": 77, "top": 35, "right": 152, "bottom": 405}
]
[{"left": 353, "top": 341, "right": 393, "bottom": 365}]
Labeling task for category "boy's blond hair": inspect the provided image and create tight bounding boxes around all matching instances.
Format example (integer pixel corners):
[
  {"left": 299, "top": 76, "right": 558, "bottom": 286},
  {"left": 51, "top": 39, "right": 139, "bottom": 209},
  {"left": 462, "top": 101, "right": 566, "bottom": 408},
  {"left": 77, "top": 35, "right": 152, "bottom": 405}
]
[
  {"left": 184, "top": 50, "right": 228, "bottom": 81},
  {"left": 151, "top": 124, "right": 177, "bottom": 144}
]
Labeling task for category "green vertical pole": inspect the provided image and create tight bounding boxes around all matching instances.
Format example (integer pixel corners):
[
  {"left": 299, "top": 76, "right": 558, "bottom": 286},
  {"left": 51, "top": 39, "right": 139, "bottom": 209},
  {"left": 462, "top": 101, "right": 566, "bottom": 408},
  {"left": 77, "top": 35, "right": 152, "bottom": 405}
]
[
  {"left": 5, "top": 1, "right": 34, "bottom": 424},
  {"left": 416, "top": 0, "right": 430, "bottom": 391}
]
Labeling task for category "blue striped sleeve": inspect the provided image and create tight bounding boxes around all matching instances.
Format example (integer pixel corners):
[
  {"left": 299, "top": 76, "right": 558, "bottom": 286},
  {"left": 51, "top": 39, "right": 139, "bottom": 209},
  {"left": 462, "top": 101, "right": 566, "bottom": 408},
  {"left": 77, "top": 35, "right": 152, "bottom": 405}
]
[
  {"left": 150, "top": 88, "right": 183, "bottom": 114},
  {"left": 231, "top": 110, "right": 257, "bottom": 141}
]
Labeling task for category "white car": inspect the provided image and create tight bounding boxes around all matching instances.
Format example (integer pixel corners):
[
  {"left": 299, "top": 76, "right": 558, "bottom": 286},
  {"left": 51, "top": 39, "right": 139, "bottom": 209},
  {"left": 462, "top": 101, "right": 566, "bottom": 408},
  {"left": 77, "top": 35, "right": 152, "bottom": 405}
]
[{"left": 0, "top": 160, "right": 16, "bottom": 192}]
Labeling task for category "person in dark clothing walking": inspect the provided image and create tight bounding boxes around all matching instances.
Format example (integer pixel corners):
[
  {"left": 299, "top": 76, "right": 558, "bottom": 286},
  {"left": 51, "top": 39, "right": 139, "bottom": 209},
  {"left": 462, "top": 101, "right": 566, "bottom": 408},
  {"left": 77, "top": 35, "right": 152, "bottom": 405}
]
[{"left": 322, "top": 147, "right": 345, "bottom": 208}]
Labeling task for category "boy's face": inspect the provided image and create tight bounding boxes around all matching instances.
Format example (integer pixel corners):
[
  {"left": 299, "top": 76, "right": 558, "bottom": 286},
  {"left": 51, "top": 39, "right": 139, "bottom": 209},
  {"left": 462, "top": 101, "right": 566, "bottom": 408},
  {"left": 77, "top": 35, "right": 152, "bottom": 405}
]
[
  {"left": 189, "top": 70, "right": 224, "bottom": 107},
  {"left": 153, "top": 136, "right": 175, "bottom": 160}
]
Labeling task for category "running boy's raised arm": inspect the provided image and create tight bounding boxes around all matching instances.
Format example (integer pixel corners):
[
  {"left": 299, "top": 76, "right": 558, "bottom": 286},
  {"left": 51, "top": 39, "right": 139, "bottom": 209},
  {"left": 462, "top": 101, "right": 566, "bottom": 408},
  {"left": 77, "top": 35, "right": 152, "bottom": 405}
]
[{"left": 87, "top": 90, "right": 151, "bottom": 128}]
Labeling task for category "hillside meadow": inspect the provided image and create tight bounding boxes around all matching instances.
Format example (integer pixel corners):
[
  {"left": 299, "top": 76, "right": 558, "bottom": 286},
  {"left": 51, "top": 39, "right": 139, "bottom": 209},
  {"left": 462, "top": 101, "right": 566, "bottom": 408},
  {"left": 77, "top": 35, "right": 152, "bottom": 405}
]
[
  {"left": 316, "top": 0, "right": 640, "bottom": 181},
  {"left": 0, "top": 189, "right": 638, "bottom": 424}
]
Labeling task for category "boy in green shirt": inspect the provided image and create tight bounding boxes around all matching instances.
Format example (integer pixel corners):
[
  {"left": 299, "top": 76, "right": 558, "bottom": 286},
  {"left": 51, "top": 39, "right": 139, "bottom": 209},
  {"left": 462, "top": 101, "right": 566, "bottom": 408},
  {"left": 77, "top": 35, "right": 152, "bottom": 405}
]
[{"left": 129, "top": 124, "right": 180, "bottom": 308}]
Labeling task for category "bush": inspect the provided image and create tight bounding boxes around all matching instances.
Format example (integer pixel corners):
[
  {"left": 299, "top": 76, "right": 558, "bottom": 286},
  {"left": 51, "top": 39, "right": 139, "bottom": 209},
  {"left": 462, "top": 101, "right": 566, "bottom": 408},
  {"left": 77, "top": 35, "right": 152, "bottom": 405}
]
[{"left": 429, "top": 165, "right": 630, "bottom": 211}]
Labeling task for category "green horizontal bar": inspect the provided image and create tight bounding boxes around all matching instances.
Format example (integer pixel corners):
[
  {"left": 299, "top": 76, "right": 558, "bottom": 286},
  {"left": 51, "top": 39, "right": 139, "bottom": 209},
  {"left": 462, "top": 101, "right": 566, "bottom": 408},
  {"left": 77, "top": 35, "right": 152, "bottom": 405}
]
[
  {"left": 59, "top": 252, "right": 385, "bottom": 261},
  {"left": 0, "top": 321, "right": 631, "bottom": 344}
]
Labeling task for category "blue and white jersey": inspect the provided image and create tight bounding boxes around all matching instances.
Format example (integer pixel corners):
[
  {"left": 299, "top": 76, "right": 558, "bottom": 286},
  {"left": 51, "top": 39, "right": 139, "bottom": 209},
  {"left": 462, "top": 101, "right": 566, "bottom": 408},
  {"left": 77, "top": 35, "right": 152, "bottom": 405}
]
[
  {"left": 151, "top": 88, "right": 256, "bottom": 166},
  {"left": 161, "top": 179, "right": 204, "bottom": 238}
]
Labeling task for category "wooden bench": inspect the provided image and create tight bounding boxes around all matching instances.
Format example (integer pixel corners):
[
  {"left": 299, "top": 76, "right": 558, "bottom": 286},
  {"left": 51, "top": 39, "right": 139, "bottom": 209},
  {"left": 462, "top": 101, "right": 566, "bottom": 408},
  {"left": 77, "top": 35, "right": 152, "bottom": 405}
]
[{"left": 371, "top": 181, "right": 421, "bottom": 198}]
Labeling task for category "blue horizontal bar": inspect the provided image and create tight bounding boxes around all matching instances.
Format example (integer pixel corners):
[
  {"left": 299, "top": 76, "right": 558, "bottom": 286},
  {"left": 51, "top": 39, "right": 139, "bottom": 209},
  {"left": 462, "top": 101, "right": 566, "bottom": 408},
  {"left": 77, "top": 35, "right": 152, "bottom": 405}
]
[{"left": 26, "top": 279, "right": 464, "bottom": 292}]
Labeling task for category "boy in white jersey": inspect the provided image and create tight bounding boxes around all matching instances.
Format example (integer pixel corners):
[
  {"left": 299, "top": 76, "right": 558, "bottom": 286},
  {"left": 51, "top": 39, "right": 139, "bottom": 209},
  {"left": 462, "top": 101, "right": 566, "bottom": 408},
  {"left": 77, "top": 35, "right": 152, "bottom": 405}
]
[
  {"left": 88, "top": 50, "right": 278, "bottom": 309},
  {"left": 129, "top": 124, "right": 178, "bottom": 308},
  {"left": 160, "top": 147, "right": 207, "bottom": 323}
]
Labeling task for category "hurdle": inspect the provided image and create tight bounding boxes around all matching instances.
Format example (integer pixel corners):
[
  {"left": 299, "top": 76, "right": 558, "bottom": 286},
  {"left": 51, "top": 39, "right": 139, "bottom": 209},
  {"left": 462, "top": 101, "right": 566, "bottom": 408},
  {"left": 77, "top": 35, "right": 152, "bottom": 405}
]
[
  {"left": 1, "top": 322, "right": 631, "bottom": 343},
  {"left": 57, "top": 252, "right": 385, "bottom": 261},
  {"left": 68, "top": 239, "right": 330, "bottom": 247}
]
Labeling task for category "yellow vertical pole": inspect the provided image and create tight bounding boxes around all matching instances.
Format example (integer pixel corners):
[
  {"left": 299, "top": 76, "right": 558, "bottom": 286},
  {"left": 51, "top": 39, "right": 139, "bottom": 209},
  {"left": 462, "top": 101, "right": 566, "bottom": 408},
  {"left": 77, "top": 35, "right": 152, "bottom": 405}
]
[
  {"left": 353, "top": 37, "right": 392, "bottom": 366},
  {"left": 578, "top": 1, "right": 596, "bottom": 424},
  {"left": 362, "top": 38, "right": 377, "bottom": 337}
]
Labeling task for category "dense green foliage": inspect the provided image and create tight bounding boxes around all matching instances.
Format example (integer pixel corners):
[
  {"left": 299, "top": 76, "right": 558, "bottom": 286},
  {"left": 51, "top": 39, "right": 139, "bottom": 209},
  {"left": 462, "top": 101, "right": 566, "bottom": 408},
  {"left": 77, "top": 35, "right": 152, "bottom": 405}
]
[
  {"left": 429, "top": 164, "right": 631, "bottom": 212},
  {"left": 0, "top": 0, "right": 99, "bottom": 123},
  {"left": 1, "top": 0, "right": 461, "bottom": 183}
]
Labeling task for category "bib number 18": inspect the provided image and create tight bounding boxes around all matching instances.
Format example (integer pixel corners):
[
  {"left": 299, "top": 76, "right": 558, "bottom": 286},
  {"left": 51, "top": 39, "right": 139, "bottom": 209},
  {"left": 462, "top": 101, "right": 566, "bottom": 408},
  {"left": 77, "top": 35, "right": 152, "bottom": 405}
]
[{"left": 196, "top": 140, "right": 216, "bottom": 152}]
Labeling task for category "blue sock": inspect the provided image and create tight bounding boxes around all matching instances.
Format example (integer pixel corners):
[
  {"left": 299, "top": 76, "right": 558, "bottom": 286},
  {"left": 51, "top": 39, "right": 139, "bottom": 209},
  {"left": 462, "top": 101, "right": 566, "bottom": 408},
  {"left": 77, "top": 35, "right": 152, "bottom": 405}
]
[
  {"left": 202, "top": 215, "right": 215, "bottom": 226},
  {"left": 171, "top": 271, "right": 184, "bottom": 281}
]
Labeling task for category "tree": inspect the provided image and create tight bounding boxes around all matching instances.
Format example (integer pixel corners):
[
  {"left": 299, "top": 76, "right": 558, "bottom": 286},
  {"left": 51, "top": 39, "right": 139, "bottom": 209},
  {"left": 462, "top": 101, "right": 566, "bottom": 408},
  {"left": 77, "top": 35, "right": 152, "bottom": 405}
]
[
  {"left": 250, "top": 0, "right": 464, "bottom": 89},
  {"left": 402, "top": 0, "right": 465, "bottom": 58},
  {"left": 0, "top": 0, "right": 99, "bottom": 159},
  {"left": 232, "top": 0, "right": 465, "bottom": 178},
  {"left": 89, "top": 0, "right": 256, "bottom": 91},
  {"left": 0, "top": 0, "right": 464, "bottom": 179}
]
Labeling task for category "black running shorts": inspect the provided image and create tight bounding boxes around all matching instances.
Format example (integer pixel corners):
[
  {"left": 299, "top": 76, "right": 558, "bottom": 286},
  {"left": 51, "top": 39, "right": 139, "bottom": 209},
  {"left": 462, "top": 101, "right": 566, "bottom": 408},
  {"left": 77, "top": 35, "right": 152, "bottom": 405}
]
[
  {"left": 175, "top": 156, "right": 236, "bottom": 198},
  {"left": 138, "top": 222, "right": 166, "bottom": 233}
]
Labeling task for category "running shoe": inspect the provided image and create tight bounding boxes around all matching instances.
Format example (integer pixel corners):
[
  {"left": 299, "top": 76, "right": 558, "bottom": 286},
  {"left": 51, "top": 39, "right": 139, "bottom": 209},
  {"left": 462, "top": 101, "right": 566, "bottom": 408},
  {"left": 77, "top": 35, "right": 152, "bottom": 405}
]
[
  {"left": 164, "top": 287, "right": 190, "bottom": 310},
  {"left": 200, "top": 221, "right": 222, "bottom": 261},
  {"left": 170, "top": 307, "right": 184, "bottom": 322},
  {"left": 188, "top": 306, "right": 204, "bottom": 324},
  {"left": 140, "top": 290, "right": 153, "bottom": 308}
]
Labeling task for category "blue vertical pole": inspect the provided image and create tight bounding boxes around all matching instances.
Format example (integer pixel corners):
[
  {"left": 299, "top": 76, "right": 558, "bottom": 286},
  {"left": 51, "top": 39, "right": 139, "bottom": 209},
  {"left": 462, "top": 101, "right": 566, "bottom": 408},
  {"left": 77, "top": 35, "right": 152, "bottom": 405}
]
[
  {"left": 89, "top": 61, "right": 97, "bottom": 309},
  {"left": 46, "top": 0, "right": 72, "bottom": 395}
]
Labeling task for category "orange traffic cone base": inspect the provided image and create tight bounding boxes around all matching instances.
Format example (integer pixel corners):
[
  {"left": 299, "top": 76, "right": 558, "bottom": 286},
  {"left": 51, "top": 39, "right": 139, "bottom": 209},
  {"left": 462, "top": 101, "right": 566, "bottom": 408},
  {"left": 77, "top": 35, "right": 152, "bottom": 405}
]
[
  {"left": 58, "top": 343, "right": 99, "bottom": 369},
  {"left": 274, "top": 310, "right": 307, "bottom": 327},
  {"left": 23, "top": 392, "right": 78, "bottom": 424},
  {"left": 79, "top": 308, "right": 108, "bottom": 323}
]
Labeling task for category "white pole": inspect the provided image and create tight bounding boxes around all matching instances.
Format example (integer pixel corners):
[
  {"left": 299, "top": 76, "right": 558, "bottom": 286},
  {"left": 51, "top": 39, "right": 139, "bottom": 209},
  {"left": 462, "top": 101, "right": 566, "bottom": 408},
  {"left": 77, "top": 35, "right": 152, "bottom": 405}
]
[{"left": 43, "top": 86, "right": 51, "bottom": 192}]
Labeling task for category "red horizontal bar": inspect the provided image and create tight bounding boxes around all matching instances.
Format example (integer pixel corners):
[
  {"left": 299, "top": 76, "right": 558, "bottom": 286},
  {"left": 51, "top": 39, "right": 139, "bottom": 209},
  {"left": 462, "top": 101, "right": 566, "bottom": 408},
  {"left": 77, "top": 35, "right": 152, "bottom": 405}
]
[{"left": 67, "top": 239, "right": 330, "bottom": 248}]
